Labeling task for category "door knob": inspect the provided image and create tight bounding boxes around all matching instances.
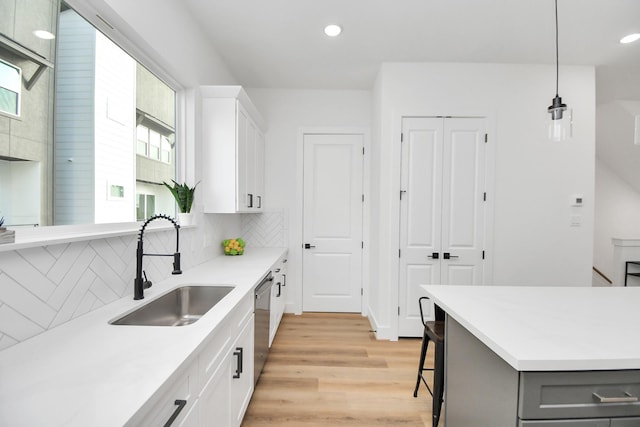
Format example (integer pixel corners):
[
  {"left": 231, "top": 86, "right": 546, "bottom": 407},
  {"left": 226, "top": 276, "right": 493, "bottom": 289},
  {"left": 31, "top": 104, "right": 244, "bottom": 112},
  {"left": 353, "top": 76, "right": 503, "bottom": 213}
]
[
  {"left": 304, "top": 243, "right": 316, "bottom": 249},
  {"left": 427, "top": 252, "right": 439, "bottom": 259},
  {"left": 443, "top": 252, "right": 459, "bottom": 260}
]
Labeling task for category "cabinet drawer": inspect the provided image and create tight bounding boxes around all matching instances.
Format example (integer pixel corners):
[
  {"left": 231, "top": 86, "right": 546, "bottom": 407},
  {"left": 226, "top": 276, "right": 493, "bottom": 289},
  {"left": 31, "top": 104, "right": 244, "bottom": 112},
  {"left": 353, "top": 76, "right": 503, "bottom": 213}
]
[
  {"left": 519, "top": 371, "right": 640, "bottom": 420},
  {"left": 519, "top": 420, "right": 609, "bottom": 427},
  {"left": 612, "top": 418, "right": 640, "bottom": 427}
]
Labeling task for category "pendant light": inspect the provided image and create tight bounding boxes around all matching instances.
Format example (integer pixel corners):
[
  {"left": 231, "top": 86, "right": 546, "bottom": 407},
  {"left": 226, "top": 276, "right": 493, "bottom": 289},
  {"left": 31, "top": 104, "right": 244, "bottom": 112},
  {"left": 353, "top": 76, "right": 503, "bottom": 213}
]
[{"left": 547, "top": 0, "right": 571, "bottom": 141}]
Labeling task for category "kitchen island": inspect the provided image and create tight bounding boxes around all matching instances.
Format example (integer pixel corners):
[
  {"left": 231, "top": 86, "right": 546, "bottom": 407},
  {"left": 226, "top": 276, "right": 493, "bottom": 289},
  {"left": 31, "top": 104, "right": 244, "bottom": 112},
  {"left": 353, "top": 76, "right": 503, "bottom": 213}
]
[{"left": 422, "top": 285, "right": 640, "bottom": 427}]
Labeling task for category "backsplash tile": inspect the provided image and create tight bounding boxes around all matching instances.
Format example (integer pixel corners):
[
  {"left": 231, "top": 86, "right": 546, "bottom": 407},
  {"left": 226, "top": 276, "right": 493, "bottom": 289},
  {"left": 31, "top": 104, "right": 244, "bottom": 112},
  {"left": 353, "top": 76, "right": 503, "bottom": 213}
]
[
  {"left": 241, "top": 210, "right": 288, "bottom": 248},
  {"left": 0, "top": 213, "right": 247, "bottom": 351}
]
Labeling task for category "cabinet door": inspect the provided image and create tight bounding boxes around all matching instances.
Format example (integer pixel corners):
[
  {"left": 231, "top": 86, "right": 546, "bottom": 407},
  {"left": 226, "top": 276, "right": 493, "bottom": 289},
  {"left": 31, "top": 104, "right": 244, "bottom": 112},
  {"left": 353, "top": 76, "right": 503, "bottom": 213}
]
[
  {"left": 177, "top": 399, "right": 199, "bottom": 427},
  {"left": 236, "top": 103, "right": 250, "bottom": 212},
  {"left": 230, "top": 315, "right": 255, "bottom": 427},
  {"left": 199, "top": 350, "right": 232, "bottom": 427},
  {"left": 269, "top": 276, "right": 285, "bottom": 347},
  {"left": 245, "top": 116, "right": 257, "bottom": 211},
  {"left": 138, "top": 362, "right": 198, "bottom": 427},
  {"left": 254, "top": 130, "right": 265, "bottom": 211}
]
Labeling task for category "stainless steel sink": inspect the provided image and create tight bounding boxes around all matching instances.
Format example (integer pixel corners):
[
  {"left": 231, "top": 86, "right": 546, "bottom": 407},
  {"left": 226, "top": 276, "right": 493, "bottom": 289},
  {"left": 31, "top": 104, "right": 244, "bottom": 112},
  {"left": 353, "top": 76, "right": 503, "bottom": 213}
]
[{"left": 110, "top": 285, "right": 235, "bottom": 326}]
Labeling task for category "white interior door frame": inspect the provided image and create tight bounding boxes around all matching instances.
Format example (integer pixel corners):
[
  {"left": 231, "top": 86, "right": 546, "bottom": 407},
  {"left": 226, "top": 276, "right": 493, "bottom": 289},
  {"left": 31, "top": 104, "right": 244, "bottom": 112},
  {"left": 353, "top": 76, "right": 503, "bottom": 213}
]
[
  {"left": 385, "top": 111, "right": 496, "bottom": 341},
  {"left": 293, "top": 126, "right": 371, "bottom": 315}
]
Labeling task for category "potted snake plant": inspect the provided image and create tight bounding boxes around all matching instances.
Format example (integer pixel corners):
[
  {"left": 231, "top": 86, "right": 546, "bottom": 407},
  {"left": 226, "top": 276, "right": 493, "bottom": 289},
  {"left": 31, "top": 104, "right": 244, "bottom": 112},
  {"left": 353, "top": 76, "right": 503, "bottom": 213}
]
[{"left": 163, "top": 180, "right": 199, "bottom": 226}]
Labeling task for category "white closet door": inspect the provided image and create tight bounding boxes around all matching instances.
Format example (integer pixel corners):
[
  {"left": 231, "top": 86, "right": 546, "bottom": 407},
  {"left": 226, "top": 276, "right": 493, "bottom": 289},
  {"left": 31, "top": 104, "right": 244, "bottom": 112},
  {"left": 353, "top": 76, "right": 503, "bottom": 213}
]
[
  {"left": 398, "top": 117, "right": 486, "bottom": 337},
  {"left": 398, "top": 118, "right": 443, "bottom": 336},
  {"left": 441, "top": 118, "right": 486, "bottom": 287}
]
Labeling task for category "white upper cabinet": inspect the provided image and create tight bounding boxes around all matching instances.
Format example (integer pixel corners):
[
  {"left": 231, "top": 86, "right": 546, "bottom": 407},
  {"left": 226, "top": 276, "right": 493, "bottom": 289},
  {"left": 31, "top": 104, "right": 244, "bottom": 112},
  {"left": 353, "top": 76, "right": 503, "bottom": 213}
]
[{"left": 201, "top": 86, "right": 266, "bottom": 213}]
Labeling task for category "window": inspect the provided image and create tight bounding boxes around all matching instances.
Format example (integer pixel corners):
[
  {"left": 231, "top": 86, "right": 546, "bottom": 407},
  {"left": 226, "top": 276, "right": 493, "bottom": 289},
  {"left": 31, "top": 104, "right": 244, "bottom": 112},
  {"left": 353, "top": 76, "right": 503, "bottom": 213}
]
[
  {"left": 0, "top": 59, "right": 21, "bottom": 117},
  {"left": 136, "top": 193, "right": 156, "bottom": 221},
  {"left": 136, "top": 125, "right": 148, "bottom": 156},
  {"left": 135, "top": 124, "right": 172, "bottom": 164}
]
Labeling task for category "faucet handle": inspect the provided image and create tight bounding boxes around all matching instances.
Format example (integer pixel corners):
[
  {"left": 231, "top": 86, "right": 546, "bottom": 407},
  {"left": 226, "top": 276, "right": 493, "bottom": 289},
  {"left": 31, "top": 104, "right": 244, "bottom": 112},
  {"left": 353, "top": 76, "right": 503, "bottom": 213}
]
[
  {"left": 142, "top": 271, "right": 152, "bottom": 289},
  {"left": 172, "top": 253, "right": 182, "bottom": 275}
]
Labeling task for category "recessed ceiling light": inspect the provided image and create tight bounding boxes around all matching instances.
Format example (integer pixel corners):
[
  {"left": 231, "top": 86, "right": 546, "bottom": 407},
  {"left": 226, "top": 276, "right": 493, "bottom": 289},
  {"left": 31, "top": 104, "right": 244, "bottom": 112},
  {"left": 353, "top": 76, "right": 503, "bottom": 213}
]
[
  {"left": 324, "top": 24, "right": 342, "bottom": 37},
  {"left": 33, "top": 30, "right": 55, "bottom": 40},
  {"left": 620, "top": 33, "right": 640, "bottom": 44}
]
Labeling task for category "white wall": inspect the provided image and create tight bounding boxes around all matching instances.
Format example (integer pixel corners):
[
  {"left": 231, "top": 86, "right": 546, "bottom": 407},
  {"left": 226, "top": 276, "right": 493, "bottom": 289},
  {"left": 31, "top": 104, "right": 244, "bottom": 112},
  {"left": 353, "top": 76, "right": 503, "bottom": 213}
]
[
  {"left": 594, "top": 159, "right": 640, "bottom": 281},
  {"left": 371, "top": 62, "right": 596, "bottom": 339},
  {"left": 245, "top": 89, "right": 372, "bottom": 313}
]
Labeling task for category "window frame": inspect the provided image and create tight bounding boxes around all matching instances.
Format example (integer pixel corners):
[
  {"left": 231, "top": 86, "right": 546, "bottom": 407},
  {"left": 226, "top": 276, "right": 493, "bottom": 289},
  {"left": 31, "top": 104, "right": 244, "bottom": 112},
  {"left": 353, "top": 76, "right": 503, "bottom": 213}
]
[
  {"left": 0, "top": 58, "right": 22, "bottom": 118},
  {"left": 0, "top": 0, "right": 190, "bottom": 251}
]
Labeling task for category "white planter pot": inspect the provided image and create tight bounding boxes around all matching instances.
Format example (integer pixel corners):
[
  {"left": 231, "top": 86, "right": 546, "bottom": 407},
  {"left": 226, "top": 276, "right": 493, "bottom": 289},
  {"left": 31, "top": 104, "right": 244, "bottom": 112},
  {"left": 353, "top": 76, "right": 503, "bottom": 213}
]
[{"left": 177, "top": 212, "right": 194, "bottom": 226}]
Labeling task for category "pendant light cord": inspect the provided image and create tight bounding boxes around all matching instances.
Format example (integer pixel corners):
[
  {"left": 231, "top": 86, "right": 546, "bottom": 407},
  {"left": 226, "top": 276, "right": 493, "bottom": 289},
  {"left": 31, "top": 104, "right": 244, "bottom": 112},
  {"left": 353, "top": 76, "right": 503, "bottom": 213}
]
[{"left": 554, "top": 0, "right": 560, "bottom": 97}]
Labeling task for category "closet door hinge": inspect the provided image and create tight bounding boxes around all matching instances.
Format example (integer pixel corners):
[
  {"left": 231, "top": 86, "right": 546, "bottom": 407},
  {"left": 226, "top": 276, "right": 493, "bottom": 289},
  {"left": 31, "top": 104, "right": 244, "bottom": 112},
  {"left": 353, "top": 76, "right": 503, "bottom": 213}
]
[
  {"left": 398, "top": 306, "right": 401, "bottom": 316},
  {"left": 361, "top": 288, "right": 364, "bottom": 296},
  {"left": 482, "top": 250, "right": 485, "bottom": 260},
  {"left": 399, "top": 249, "right": 401, "bottom": 258},
  {"left": 361, "top": 241, "right": 364, "bottom": 249},
  {"left": 401, "top": 133, "right": 404, "bottom": 143},
  {"left": 483, "top": 192, "right": 487, "bottom": 201},
  {"left": 484, "top": 133, "right": 488, "bottom": 143},
  {"left": 362, "top": 194, "right": 365, "bottom": 203},
  {"left": 362, "top": 147, "right": 365, "bottom": 155}
]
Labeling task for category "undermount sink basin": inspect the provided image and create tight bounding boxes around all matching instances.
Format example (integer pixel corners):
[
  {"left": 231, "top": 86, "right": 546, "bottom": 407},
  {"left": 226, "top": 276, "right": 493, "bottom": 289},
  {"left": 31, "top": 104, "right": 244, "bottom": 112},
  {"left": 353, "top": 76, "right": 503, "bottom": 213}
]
[{"left": 110, "top": 285, "right": 235, "bottom": 326}]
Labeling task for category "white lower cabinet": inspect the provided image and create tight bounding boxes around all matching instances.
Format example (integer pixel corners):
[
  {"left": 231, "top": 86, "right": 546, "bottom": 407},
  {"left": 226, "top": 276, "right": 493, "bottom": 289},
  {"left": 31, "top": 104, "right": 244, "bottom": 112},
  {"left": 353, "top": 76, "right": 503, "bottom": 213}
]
[
  {"left": 269, "top": 254, "right": 288, "bottom": 347},
  {"left": 199, "top": 293, "right": 254, "bottom": 427},
  {"left": 199, "top": 351, "right": 232, "bottom": 426},
  {"left": 136, "top": 292, "right": 255, "bottom": 427},
  {"left": 229, "top": 316, "right": 255, "bottom": 426}
]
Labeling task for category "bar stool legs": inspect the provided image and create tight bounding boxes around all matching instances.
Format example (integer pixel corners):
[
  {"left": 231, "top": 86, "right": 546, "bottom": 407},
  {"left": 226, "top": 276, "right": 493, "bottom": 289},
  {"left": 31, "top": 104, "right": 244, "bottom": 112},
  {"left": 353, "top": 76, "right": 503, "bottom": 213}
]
[
  {"left": 413, "top": 297, "right": 445, "bottom": 427},
  {"left": 431, "top": 336, "right": 445, "bottom": 427},
  {"left": 413, "top": 328, "right": 431, "bottom": 397}
]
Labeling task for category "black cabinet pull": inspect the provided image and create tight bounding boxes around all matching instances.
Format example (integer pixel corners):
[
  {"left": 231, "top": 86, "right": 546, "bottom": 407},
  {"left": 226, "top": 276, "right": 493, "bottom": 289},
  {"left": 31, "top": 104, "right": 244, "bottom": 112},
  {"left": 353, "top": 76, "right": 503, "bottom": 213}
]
[
  {"left": 163, "top": 399, "right": 187, "bottom": 427},
  {"left": 282, "top": 274, "right": 286, "bottom": 287},
  {"left": 276, "top": 282, "right": 282, "bottom": 297},
  {"left": 257, "top": 195, "right": 262, "bottom": 208},
  {"left": 304, "top": 243, "right": 316, "bottom": 249},
  {"left": 443, "top": 252, "right": 459, "bottom": 260},
  {"left": 233, "top": 347, "right": 243, "bottom": 379},
  {"left": 247, "top": 194, "right": 253, "bottom": 208}
]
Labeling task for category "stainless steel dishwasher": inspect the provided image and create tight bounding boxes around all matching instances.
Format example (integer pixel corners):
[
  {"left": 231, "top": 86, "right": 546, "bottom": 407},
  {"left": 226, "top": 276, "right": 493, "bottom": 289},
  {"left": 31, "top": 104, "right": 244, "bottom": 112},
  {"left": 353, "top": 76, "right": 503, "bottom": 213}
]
[{"left": 254, "top": 273, "right": 273, "bottom": 385}]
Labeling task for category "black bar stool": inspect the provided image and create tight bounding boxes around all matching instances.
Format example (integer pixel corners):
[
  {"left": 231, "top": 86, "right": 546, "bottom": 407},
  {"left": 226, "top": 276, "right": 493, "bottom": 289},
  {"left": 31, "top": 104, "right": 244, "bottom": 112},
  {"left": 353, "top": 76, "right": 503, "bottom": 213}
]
[{"left": 413, "top": 296, "right": 445, "bottom": 427}]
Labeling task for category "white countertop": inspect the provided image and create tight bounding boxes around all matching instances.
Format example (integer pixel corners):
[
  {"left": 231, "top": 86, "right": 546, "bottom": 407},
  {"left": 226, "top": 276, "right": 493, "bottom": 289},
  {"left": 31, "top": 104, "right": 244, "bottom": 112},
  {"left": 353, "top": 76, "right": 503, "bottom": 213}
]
[
  {"left": 422, "top": 285, "right": 640, "bottom": 372},
  {"left": 0, "top": 247, "right": 286, "bottom": 427}
]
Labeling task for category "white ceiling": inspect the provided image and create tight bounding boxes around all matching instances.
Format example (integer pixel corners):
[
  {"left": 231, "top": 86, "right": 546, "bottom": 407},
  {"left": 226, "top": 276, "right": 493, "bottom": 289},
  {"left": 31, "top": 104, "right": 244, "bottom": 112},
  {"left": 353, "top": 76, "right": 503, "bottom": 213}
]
[{"left": 182, "top": 0, "right": 640, "bottom": 91}]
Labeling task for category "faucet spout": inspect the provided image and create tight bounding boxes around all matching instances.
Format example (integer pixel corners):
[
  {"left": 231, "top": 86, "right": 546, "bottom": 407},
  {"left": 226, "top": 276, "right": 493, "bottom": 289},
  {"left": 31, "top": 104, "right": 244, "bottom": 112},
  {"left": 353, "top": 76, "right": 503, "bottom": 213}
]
[{"left": 134, "top": 214, "right": 182, "bottom": 300}]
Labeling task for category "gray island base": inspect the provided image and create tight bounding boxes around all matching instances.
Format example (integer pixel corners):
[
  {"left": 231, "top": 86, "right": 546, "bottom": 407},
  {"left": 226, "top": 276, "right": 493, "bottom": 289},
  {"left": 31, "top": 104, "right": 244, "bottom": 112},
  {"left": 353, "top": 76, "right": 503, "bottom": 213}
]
[{"left": 422, "top": 285, "right": 640, "bottom": 427}]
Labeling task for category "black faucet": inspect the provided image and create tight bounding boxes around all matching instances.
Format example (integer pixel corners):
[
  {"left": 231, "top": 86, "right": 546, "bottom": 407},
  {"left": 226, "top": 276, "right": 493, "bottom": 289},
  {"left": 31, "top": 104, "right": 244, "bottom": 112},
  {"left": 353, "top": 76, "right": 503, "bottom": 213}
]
[{"left": 134, "top": 214, "right": 182, "bottom": 300}]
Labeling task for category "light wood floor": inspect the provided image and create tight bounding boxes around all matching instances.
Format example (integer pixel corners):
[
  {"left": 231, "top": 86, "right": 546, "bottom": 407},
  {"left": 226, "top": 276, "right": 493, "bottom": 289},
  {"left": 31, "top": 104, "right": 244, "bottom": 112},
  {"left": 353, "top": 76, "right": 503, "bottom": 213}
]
[{"left": 241, "top": 312, "right": 435, "bottom": 426}]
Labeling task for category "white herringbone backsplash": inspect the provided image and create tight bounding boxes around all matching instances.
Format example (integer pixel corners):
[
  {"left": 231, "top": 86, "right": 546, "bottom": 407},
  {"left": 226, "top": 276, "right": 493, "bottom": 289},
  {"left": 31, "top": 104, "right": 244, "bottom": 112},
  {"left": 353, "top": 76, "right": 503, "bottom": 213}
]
[
  {"left": 241, "top": 210, "right": 288, "bottom": 248},
  {"left": 0, "top": 212, "right": 282, "bottom": 352}
]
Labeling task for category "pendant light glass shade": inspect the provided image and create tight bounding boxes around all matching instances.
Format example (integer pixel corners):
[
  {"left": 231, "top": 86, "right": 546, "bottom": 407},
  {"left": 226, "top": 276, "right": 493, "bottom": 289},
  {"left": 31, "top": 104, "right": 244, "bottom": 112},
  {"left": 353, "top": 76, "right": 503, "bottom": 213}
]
[{"left": 547, "top": 0, "right": 571, "bottom": 141}]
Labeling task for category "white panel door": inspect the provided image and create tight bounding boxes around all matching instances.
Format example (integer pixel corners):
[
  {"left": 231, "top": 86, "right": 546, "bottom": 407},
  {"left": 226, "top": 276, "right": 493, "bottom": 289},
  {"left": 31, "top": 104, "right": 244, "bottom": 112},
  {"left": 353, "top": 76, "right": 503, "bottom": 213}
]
[
  {"left": 441, "top": 118, "right": 486, "bottom": 286},
  {"left": 302, "top": 133, "right": 363, "bottom": 312},
  {"left": 398, "top": 118, "right": 443, "bottom": 336},
  {"left": 398, "top": 117, "right": 486, "bottom": 337}
]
